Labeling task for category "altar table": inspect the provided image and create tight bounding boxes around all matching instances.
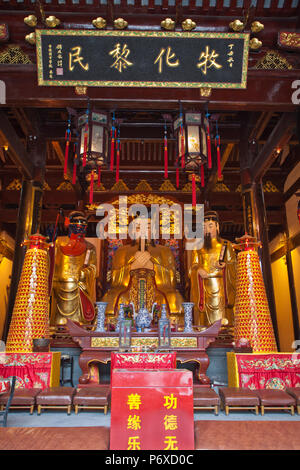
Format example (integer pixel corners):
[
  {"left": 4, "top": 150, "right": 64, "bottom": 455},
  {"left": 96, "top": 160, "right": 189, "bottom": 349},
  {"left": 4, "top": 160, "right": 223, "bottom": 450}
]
[
  {"left": 66, "top": 319, "right": 222, "bottom": 387},
  {"left": 110, "top": 369, "right": 194, "bottom": 450},
  {"left": 0, "top": 352, "right": 61, "bottom": 389},
  {"left": 227, "top": 352, "right": 300, "bottom": 390}
]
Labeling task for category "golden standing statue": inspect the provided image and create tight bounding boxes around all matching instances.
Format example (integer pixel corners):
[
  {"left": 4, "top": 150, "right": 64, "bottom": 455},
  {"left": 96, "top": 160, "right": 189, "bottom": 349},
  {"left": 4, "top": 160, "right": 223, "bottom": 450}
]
[
  {"left": 189, "top": 211, "right": 236, "bottom": 327},
  {"left": 101, "top": 217, "right": 184, "bottom": 325},
  {"left": 50, "top": 211, "right": 97, "bottom": 326}
]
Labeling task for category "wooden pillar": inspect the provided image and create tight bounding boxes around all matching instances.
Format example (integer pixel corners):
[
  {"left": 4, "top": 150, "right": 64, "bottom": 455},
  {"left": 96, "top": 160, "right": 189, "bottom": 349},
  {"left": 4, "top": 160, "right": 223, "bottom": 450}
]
[
  {"left": 239, "top": 114, "right": 279, "bottom": 348},
  {"left": 2, "top": 133, "right": 46, "bottom": 342}
]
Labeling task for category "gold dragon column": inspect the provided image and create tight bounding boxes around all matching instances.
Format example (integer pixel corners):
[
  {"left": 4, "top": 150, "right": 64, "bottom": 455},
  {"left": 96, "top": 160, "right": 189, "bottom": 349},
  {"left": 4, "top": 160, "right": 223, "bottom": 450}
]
[
  {"left": 6, "top": 234, "right": 51, "bottom": 353},
  {"left": 233, "top": 234, "right": 277, "bottom": 353}
]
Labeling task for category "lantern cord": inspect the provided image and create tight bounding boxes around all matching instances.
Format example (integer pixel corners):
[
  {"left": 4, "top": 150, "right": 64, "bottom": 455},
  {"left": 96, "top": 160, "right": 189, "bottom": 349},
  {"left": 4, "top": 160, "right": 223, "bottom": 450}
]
[
  {"left": 64, "top": 116, "right": 71, "bottom": 177},
  {"left": 205, "top": 108, "right": 212, "bottom": 169},
  {"left": 83, "top": 101, "right": 90, "bottom": 168},
  {"left": 97, "top": 166, "right": 101, "bottom": 187},
  {"left": 116, "top": 127, "right": 120, "bottom": 183},
  {"left": 164, "top": 120, "right": 168, "bottom": 179},
  {"left": 200, "top": 164, "right": 205, "bottom": 188},
  {"left": 215, "top": 121, "right": 222, "bottom": 180},
  {"left": 110, "top": 112, "right": 116, "bottom": 171},
  {"left": 192, "top": 173, "right": 196, "bottom": 208},
  {"left": 89, "top": 171, "right": 94, "bottom": 205}
]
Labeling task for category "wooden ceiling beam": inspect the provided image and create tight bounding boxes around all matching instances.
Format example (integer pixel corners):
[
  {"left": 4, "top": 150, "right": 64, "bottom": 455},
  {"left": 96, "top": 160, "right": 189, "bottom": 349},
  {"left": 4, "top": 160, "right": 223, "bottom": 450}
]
[
  {"left": 251, "top": 112, "right": 297, "bottom": 181},
  {"left": 0, "top": 110, "right": 34, "bottom": 179}
]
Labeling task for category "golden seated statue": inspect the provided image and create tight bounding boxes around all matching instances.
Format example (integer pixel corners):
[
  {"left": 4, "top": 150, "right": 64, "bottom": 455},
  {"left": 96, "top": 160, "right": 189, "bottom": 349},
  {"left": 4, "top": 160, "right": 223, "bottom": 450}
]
[{"left": 101, "top": 235, "right": 184, "bottom": 326}]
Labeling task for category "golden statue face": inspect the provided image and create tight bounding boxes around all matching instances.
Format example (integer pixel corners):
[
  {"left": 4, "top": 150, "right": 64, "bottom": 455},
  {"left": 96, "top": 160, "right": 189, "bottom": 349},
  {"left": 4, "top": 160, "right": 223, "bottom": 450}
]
[{"left": 204, "top": 219, "right": 219, "bottom": 239}]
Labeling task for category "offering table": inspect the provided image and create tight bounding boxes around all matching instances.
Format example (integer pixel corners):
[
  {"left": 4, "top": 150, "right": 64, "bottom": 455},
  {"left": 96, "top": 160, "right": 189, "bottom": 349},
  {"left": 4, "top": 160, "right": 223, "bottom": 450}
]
[{"left": 66, "top": 319, "right": 221, "bottom": 387}]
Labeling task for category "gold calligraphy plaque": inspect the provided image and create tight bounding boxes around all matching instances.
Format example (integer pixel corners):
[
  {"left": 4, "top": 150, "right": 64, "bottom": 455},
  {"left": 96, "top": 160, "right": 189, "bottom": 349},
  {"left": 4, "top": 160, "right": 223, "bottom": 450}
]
[
  {"left": 91, "top": 337, "right": 119, "bottom": 348},
  {"left": 171, "top": 337, "right": 197, "bottom": 348}
]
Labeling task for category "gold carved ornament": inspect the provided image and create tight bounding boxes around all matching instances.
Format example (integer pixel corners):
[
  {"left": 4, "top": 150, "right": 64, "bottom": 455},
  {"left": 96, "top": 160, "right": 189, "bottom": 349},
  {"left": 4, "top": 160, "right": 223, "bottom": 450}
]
[
  {"left": 92, "top": 17, "right": 106, "bottom": 29},
  {"left": 0, "top": 45, "right": 32, "bottom": 64},
  {"left": 161, "top": 18, "right": 175, "bottom": 31},
  {"left": 254, "top": 50, "right": 293, "bottom": 70},
  {"left": 182, "top": 19, "right": 196, "bottom": 31}
]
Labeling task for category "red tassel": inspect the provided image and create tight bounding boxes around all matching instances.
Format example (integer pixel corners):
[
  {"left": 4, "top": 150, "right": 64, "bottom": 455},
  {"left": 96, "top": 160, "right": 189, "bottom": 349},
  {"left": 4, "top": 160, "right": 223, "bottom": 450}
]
[
  {"left": 110, "top": 128, "right": 115, "bottom": 171},
  {"left": 200, "top": 164, "right": 205, "bottom": 188},
  {"left": 83, "top": 124, "right": 88, "bottom": 167},
  {"left": 192, "top": 173, "right": 196, "bottom": 208},
  {"left": 72, "top": 159, "right": 77, "bottom": 185},
  {"left": 64, "top": 140, "right": 69, "bottom": 177},
  {"left": 176, "top": 166, "right": 179, "bottom": 189},
  {"left": 89, "top": 171, "right": 94, "bottom": 204},
  {"left": 164, "top": 138, "right": 168, "bottom": 179},
  {"left": 216, "top": 136, "right": 222, "bottom": 180},
  {"left": 97, "top": 166, "right": 101, "bottom": 187},
  {"left": 116, "top": 145, "right": 120, "bottom": 183},
  {"left": 180, "top": 128, "right": 185, "bottom": 168},
  {"left": 207, "top": 134, "right": 212, "bottom": 169}
]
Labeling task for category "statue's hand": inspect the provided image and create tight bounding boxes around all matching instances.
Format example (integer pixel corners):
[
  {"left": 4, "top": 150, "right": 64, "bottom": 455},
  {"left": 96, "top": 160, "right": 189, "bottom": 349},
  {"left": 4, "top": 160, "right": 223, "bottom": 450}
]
[
  {"left": 197, "top": 267, "right": 209, "bottom": 279},
  {"left": 215, "top": 261, "right": 226, "bottom": 269},
  {"left": 133, "top": 250, "right": 151, "bottom": 267}
]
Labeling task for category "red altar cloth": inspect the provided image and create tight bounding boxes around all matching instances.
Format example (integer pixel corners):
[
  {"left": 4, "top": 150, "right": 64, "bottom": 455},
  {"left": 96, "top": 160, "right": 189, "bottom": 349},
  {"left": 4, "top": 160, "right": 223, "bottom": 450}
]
[
  {"left": 0, "top": 352, "right": 61, "bottom": 390},
  {"left": 235, "top": 353, "right": 300, "bottom": 390},
  {"left": 110, "top": 369, "right": 194, "bottom": 450}
]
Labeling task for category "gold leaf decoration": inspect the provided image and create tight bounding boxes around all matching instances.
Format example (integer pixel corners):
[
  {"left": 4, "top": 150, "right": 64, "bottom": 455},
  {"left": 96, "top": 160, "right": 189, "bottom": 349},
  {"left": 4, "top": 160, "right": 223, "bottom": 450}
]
[
  {"left": 6, "top": 178, "right": 22, "bottom": 190},
  {"left": 214, "top": 182, "right": 230, "bottom": 192},
  {"left": 111, "top": 179, "right": 129, "bottom": 192},
  {"left": 135, "top": 180, "right": 152, "bottom": 192},
  {"left": 159, "top": 179, "right": 176, "bottom": 192},
  {"left": 182, "top": 182, "right": 200, "bottom": 192},
  {"left": 0, "top": 45, "right": 32, "bottom": 64},
  {"left": 254, "top": 50, "right": 293, "bottom": 70},
  {"left": 56, "top": 181, "right": 74, "bottom": 191}
]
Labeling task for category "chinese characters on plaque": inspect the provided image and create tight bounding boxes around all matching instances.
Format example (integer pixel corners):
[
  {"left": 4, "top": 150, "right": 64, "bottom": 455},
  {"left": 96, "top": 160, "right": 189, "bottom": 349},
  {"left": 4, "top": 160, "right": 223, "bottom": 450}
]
[
  {"left": 110, "top": 369, "right": 194, "bottom": 450},
  {"left": 36, "top": 30, "right": 249, "bottom": 89}
]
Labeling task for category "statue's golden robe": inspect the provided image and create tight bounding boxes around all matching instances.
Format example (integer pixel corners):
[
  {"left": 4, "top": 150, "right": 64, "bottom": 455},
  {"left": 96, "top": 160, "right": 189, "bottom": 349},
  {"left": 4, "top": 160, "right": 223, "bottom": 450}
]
[
  {"left": 101, "top": 242, "right": 184, "bottom": 324},
  {"left": 189, "top": 238, "right": 236, "bottom": 326},
  {"left": 50, "top": 236, "right": 97, "bottom": 326}
]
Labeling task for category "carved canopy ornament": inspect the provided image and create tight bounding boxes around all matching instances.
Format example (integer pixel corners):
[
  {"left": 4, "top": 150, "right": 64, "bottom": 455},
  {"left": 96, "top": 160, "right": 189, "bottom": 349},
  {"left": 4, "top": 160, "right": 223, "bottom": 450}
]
[
  {"left": 0, "top": 45, "right": 32, "bottom": 64},
  {"left": 254, "top": 50, "right": 293, "bottom": 70}
]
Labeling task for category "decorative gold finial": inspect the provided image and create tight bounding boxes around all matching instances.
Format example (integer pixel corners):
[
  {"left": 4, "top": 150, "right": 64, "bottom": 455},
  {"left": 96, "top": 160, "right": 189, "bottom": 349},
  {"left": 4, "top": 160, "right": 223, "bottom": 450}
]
[
  {"left": 25, "top": 32, "right": 36, "bottom": 45},
  {"left": 182, "top": 19, "right": 196, "bottom": 31},
  {"left": 45, "top": 16, "right": 60, "bottom": 28},
  {"left": 114, "top": 18, "right": 128, "bottom": 30},
  {"left": 249, "top": 38, "right": 262, "bottom": 50},
  {"left": 92, "top": 17, "right": 107, "bottom": 29},
  {"left": 200, "top": 87, "right": 212, "bottom": 97},
  {"left": 24, "top": 15, "right": 37, "bottom": 27},
  {"left": 75, "top": 86, "right": 88, "bottom": 96},
  {"left": 161, "top": 18, "right": 175, "bottom": 31},
  {"left": 251, "top": 21, "right": 264, "bottom": 33},
  {"left": 229, "top": 19, "right": 245, "bottom": 32}
]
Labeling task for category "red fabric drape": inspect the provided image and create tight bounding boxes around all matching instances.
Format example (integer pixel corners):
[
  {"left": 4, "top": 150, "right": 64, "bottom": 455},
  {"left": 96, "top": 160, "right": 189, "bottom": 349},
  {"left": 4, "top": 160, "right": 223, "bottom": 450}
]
[
  {"left": 236, "top": 354, "right": 300, "bottom": 390},
  {"left": 0, "top": 353, "right": 54, "bottom": 389}
]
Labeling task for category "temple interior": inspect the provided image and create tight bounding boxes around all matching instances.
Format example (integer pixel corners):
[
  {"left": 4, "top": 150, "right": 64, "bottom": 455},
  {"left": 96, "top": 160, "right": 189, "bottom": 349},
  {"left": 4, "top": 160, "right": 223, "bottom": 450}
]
[{"left": 0, "top": 0, "right": 299, "bottom": 452}]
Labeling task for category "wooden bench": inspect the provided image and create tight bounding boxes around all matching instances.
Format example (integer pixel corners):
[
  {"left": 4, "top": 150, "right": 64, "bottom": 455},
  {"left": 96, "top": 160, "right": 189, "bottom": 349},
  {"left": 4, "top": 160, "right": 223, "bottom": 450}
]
[
  {"left": 0, "top": 388, "right": 41, "bottom": 415},
  {"left": 193, "top": 387, "right": 220, "bottom": 415},
  {"left": 73, "top": 386, "right": 111, "bottom": 415},
  {"left": 218, "top": 387, "right": 260, "bottom": 415},
  {"left": 36, "top": 387, "right": 76, "bottom": 415}
]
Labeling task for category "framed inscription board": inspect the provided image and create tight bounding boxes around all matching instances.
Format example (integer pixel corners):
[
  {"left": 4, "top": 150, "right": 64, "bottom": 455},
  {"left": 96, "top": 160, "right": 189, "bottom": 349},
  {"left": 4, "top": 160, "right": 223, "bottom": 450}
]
[{"left": 36, "top": 29, "right": 249, "bottom": 89}]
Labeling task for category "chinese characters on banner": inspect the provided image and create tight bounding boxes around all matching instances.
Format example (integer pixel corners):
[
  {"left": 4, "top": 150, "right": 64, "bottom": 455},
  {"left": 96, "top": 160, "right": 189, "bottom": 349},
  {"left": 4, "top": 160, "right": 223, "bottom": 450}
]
[
  {"left": 36, "top": 30, "right": 249, "bottom": 89},
  {"left": 110, "top": 369, "right": 194, "bottom": 450}
]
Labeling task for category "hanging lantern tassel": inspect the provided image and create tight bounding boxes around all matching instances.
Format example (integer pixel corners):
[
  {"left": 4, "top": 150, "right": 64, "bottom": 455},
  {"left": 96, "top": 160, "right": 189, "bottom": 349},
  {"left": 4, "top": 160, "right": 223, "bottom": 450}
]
[
  {"left": 64, "top": 119, "right": 71, "bottom": 178},
  {"left": 116, "top": 128, "right": 120, "bottom": 183},
  {"left": 206, "top": 120, "right": 212, "bottom": 169},
  {"left": 89, "top": 171, "right": 95, "bottom": 205},
  {"left": 180, "top": 125, "right": 185, "bottom": 169},
  {"left": 192, "top": 173, "right": 196, "bottom": 208},
  {"left": 83, "top": 123, "right": 88, "bottom": 167},
  {"left": 97, "top": 166, "right": 101, "bottom": 188},
  {"left": 176, "top": 166, "right": 179, "bottom": 189},
  {"left": 164, "top": 122, "right": 168, "bottom": 179},
  {"left": 216, "top": 132, "right": 222, "bottom": 180},
  {"left": 200, "top": 164, "right": 205, "bottom": 188}
]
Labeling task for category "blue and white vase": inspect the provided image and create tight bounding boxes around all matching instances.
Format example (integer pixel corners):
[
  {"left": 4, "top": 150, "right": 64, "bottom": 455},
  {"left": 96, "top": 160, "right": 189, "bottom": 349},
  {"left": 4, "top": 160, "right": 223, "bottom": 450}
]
[
  {"left": 182, "top": 302, "right": 194, "bottom": 333},
  {"left": 95, "top": 302, "right": 108, "bottom": 332},
  {"left": 116, "top": 303, "right": 125, "bottom": 332}
]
